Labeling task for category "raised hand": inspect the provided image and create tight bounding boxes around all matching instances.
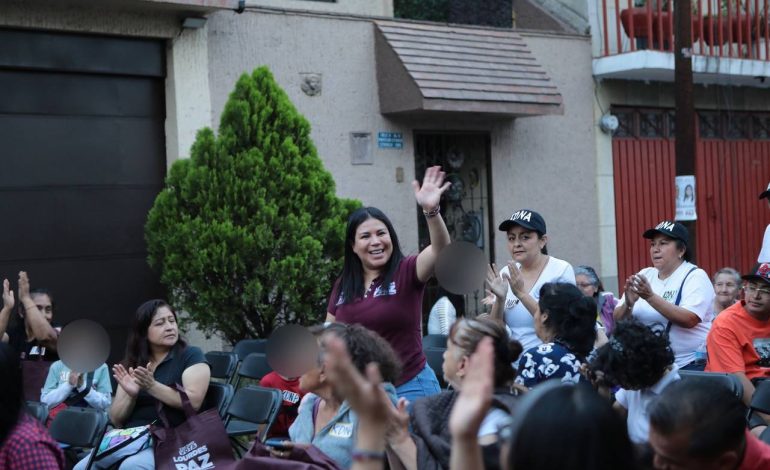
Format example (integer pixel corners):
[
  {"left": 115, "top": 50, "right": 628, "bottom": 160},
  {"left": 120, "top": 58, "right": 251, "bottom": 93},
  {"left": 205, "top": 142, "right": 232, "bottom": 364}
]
[
  {"left": 385, "top": 397, "right": 411, "bottom": 445},
  {"left": 132, "top": 362, "right": 157, "bottom": 391},
  {"left": 630, "top": 274, "right": 653, "bottom": 300},
  {"left": 68, "top": 371, "right": 82, "bottom": 388},
  {"left": 623, "top": 275, "right": 640, "bottom": 307},
  {"left": 485, "top": 263, "right": 508, "bottom": 301},
  {"left": 2, "top": 279, "right": 14, "bottom": 311},
  {"left": 17, "top": 271, "right": 31, "bottom": 303},
  {"left": 506, "top": 261, "right": 525, "bottom": 296},
  {"left": 449, "top": 336, "right": 494, "bottom": 440},
  {"left": 412, "top": 165, "right": 451, "bottom": 212},
  {"left": 113, "top": 364, "right": 140, "bottom": 397}
]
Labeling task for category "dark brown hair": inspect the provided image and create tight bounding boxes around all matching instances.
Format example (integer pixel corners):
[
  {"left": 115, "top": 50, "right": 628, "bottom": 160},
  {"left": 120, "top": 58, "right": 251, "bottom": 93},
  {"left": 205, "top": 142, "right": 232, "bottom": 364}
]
[{"left": 122, "top": 299, "right": 187, "bottom": 368}]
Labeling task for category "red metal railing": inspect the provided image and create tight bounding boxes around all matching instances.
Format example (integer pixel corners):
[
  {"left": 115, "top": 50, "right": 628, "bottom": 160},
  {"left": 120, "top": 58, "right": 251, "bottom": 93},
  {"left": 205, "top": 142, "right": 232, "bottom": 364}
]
[{"left": 601, "top": 0, "right": 770, "bottom": 60}]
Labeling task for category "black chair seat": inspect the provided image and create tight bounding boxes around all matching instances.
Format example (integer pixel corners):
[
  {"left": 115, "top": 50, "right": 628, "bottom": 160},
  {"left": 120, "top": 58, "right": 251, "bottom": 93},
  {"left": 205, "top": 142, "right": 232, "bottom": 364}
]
[
  {"left": 226, "top": 419, "right": 260, "bottom": 436},
  {"left": 225, "top": 385, "right": 282, "bottom": 442},
  {"left": 678, "top": 370, "right": 743, "bottom": 399},
  {"left": 48, "top": 406, "right": 107, "bottom": 448},
  {"left": 205, "top": 351, "right": 239, "bottom": 382},
  {"left": 233, "top": 339, "right": 268, "bottom": 362},
  {"left": 203, "top": 382, "right": 234, "bottom": 418},
  {"left": 233, "top": 353, "right": 273, "bottom": 388}
]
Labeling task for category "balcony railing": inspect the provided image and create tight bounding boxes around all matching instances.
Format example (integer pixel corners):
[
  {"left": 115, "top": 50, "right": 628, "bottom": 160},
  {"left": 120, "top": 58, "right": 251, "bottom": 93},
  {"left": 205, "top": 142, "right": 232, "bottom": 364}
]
[{"left": 600, "top": 0, "right": 770, "bottom": 60}]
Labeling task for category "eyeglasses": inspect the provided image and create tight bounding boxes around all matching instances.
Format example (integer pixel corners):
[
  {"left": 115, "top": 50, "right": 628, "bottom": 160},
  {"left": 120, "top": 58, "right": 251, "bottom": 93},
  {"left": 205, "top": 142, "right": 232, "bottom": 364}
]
[
  {"left": 576, "top": 282, "right": 596, "bottom": 289},
  {"left": 744, "top": 285, "right": 770, "bottom": 298}
]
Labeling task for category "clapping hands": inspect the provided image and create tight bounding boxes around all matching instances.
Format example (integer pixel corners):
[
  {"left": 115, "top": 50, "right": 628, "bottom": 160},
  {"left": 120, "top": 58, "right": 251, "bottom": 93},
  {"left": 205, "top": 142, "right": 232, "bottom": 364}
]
[{"left": 113, "top": 362, "right": 156, "bottom": 397}]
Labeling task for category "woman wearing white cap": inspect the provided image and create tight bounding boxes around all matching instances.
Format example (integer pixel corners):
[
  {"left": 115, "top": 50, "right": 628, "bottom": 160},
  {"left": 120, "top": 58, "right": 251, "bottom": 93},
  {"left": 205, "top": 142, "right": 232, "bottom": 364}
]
[
  {"left": 759, "top": 182, "right": 770, "bottom": 263},
  {"left": 614, "top": 220, "right": 715, "bottom": 370},
  {"left": 485, "top": 209, "right": 576, "bottom": 350}
]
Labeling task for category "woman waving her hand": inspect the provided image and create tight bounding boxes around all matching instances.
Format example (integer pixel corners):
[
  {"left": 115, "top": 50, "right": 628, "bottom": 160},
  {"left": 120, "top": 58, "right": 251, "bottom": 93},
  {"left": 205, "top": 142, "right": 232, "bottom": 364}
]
[{"left": 326, "top": 166, "right": 451, "bottom": 402}]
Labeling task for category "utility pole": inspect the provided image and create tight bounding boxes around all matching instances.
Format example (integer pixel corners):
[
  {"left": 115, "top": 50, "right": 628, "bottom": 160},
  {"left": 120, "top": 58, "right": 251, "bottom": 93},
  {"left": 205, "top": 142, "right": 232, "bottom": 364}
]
[{"left": 674, "top": 0, "right": 697, "bottom": 262}]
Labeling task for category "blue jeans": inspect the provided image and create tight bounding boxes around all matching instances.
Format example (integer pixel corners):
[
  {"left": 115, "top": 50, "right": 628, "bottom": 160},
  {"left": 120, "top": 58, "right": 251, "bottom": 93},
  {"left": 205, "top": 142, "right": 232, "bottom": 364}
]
[{"left": 396, "top": 364, "right": 441, "bottom": 403}]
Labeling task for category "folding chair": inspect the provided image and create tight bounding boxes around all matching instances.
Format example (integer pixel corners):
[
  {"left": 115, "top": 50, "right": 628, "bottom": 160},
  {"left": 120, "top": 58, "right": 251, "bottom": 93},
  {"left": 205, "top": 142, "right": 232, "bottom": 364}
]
[
  {"left": 233, "top": 352, "right": 273, "bottom": 389},
  {"left": 25, "top": 401, "right": 49, "bottom": 424},
  {"left": 233, "top": 339, "right": 268, "bottom": 362},
  {"left": 203, "top": 381, "right": 234, "bottom": 418},
  {"left": 205, "top": 351, "right": 239, "bottom": 382},
  {"left": 424, "top": 347, "right": 447, "bottom": 389},
  {"left": 225, "top": 385, "right": 282, "bottom": 454},
  {"left": 48, "top": 406, "right": 109, "bottom": 469},
  {"left": 422, "top": 334, "right": 448, "bottom": 349},
  {"left": 48, "top": 406, "right": 107, "bottom": 447},
  {"left": 678, "top": 370, "right": 743, "bottom": 399}
]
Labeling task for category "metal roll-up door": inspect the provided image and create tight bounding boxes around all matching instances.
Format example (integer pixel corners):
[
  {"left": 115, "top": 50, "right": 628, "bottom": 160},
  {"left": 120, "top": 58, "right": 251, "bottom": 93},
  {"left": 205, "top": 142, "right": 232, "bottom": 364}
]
[{"left": 0, "top": 29, "right": 166, "bottom": 363}]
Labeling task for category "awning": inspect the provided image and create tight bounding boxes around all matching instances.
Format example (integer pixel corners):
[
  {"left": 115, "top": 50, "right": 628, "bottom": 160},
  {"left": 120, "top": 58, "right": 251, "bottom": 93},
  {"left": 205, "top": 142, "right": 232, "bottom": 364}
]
[{"left": 374, "top": 20, "right": 563, "bottom": 117}]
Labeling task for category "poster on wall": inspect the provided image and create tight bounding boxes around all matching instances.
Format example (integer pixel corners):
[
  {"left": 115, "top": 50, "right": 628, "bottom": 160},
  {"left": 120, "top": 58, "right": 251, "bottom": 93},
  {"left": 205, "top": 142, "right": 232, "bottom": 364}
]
[{"left": 675, "top": 175, "right": 697, "bottom": 221}]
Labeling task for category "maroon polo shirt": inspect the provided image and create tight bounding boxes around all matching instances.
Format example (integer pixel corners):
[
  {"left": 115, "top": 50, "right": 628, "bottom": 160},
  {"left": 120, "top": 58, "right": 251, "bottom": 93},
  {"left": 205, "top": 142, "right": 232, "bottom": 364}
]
[{"left": 328, "top": 255, "right": 426, "bottom": 386}]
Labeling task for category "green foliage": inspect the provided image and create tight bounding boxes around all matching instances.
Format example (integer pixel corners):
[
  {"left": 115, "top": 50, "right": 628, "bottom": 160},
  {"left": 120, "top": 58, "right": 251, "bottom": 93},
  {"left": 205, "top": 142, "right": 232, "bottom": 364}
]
[
  {"left": 145, "top": 66, "right": 360, "bottom": 344},
  {"left": 394, "top": 0, "right": 450, "bottom": 22}
]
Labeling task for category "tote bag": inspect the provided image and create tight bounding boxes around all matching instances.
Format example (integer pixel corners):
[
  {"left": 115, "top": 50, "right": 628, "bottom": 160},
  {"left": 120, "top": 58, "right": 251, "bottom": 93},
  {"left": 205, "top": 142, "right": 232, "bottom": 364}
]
[{"left": 151, "top": 384, "right": 236, "bottom": 470}]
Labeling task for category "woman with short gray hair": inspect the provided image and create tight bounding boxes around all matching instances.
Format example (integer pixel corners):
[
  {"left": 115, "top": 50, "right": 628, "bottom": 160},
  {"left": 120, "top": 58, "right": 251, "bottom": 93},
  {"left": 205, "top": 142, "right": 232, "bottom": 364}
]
[
  {"left": 712, "top": 267, "right": 741, "bottom": 316},
  {"left": 575, "top": 265, "right": 618, "bottom": 335}
]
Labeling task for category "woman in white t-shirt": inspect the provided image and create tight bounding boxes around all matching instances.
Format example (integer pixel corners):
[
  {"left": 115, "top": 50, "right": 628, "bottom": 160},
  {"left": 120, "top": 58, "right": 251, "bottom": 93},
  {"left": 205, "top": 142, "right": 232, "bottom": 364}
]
[
  {"left": 486, "top": 209, "right": 576, "bottom": 350},
  {"left": 613, "top": 220, "right": 715, "bottom": 369}
]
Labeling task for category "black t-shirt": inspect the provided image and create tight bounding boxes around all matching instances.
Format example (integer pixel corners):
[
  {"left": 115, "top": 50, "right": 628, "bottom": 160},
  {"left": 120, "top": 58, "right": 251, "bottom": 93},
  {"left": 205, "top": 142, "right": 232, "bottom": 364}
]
[
  {"left": 7, "top": 320, "right": 59, "bottom": 362},
  {"left": 124, "top": 345, "right": 208, "bottom": 428}
]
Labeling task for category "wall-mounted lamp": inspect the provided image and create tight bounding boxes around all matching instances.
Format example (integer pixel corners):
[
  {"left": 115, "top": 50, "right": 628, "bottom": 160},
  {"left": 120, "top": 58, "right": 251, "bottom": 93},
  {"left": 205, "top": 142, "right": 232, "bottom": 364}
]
[
  {"left": 599, "top": 113, "right": 619, "bottom": 134},
  {"left": 182, "top": 17, "right": 207, "bottom": 29}
]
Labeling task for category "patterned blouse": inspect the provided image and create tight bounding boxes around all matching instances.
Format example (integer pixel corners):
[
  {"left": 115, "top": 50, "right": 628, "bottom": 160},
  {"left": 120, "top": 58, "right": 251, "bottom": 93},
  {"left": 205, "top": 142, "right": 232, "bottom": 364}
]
[{"left": 515, "top": 341, "right": 586, "bottom": 389}]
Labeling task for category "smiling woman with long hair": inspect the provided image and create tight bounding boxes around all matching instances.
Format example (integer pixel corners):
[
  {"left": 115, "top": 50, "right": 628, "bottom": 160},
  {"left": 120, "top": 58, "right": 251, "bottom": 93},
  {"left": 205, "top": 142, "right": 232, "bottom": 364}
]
[
  {"left": 325, "top": 166, "right": 451, "bottom": 401},
  {"left": 74, "top": 300, "right": 210, "bottom": 470}
]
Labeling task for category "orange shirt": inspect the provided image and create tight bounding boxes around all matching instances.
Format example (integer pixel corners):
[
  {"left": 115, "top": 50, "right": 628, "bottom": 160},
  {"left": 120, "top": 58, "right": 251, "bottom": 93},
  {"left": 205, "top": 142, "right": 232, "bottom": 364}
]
[{"left": 706, "top": 302, "right": 770, "bottom": 380}]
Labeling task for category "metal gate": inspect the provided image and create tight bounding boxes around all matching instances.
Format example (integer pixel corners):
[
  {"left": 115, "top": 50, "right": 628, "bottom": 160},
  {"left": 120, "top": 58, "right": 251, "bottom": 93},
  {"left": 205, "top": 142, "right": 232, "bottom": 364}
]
[
  {"left": 613, "top": 108, "right": 770, "bottom": 283},
  {"left": 0, "top": 29, "right": 166, "bottom": 362}
]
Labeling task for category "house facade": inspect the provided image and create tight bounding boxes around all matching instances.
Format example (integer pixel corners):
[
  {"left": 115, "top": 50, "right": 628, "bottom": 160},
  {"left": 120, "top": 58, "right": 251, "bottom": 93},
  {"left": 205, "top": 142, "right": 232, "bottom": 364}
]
[{"left": 0, "top": 0, "right": 600, "bottom": 352}]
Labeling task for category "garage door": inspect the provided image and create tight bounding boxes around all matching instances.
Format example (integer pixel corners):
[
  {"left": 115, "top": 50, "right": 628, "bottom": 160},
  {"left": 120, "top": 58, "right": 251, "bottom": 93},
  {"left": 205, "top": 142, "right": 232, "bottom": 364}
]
[
  {"left": 612, "top": 107, "right": 770, "bottom": 282},
  {"left": 0, "top": 29, "right": 166, "bottom": 363}
]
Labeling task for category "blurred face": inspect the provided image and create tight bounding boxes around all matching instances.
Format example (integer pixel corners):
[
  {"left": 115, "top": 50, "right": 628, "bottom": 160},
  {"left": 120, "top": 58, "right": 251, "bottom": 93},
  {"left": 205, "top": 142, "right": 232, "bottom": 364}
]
[
  {"left": 442, "top": 337, "right": 467, "bottom": 389},
  {"left": 506, "top": 226, "right": 546, "bottom": 265},
  {"left": 299, "top": 339, "right": 326, "bottom": 392},
  {"left": 146, "top": 306, "right": 178, "bottom": 349},
  {"left": 576, "top": 274, "right": 598, "bottom": 297},
  {"left": 649, "top": 235, "right": 685, "bottom": 273},
  {"left": 30, "top": 293, "right": 53, "bottom": 323},
  {"left": 743, "top": 281, "right": 770, "bottom": 319},
  {"left": 713, "top": 273, "right": 740, "bottom": 308},
  {"left": 352, "top": 217, "right": 393, "bottom": 273},
  {"left": 649, "top": 426, "right": 737, "bottom": 470}
]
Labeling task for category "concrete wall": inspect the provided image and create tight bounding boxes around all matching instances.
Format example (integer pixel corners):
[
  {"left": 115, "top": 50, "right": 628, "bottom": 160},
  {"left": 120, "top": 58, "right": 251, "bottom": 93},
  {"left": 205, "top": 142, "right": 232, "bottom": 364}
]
[
  {"left": 245, "top": 0, "right": 393, "bottom": 17},
  {"left": 505, "top": 31, "right": 599, "bottom": 271},
  {"left": 206, "top": 10, "right": 600, "bottom": 270}
]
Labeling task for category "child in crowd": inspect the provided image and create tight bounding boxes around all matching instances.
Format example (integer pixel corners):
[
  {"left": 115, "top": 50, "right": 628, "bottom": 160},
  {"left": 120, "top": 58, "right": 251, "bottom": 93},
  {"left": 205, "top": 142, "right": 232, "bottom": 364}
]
[
  {"left": 42, "top": 360, "right": 112, "bottom": 424},
  {"left": 589, "top": 319, "right": 680, "bottom": 445},
  {"left": 259, "top": 370, "right": 305, "bottom": 439}
]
